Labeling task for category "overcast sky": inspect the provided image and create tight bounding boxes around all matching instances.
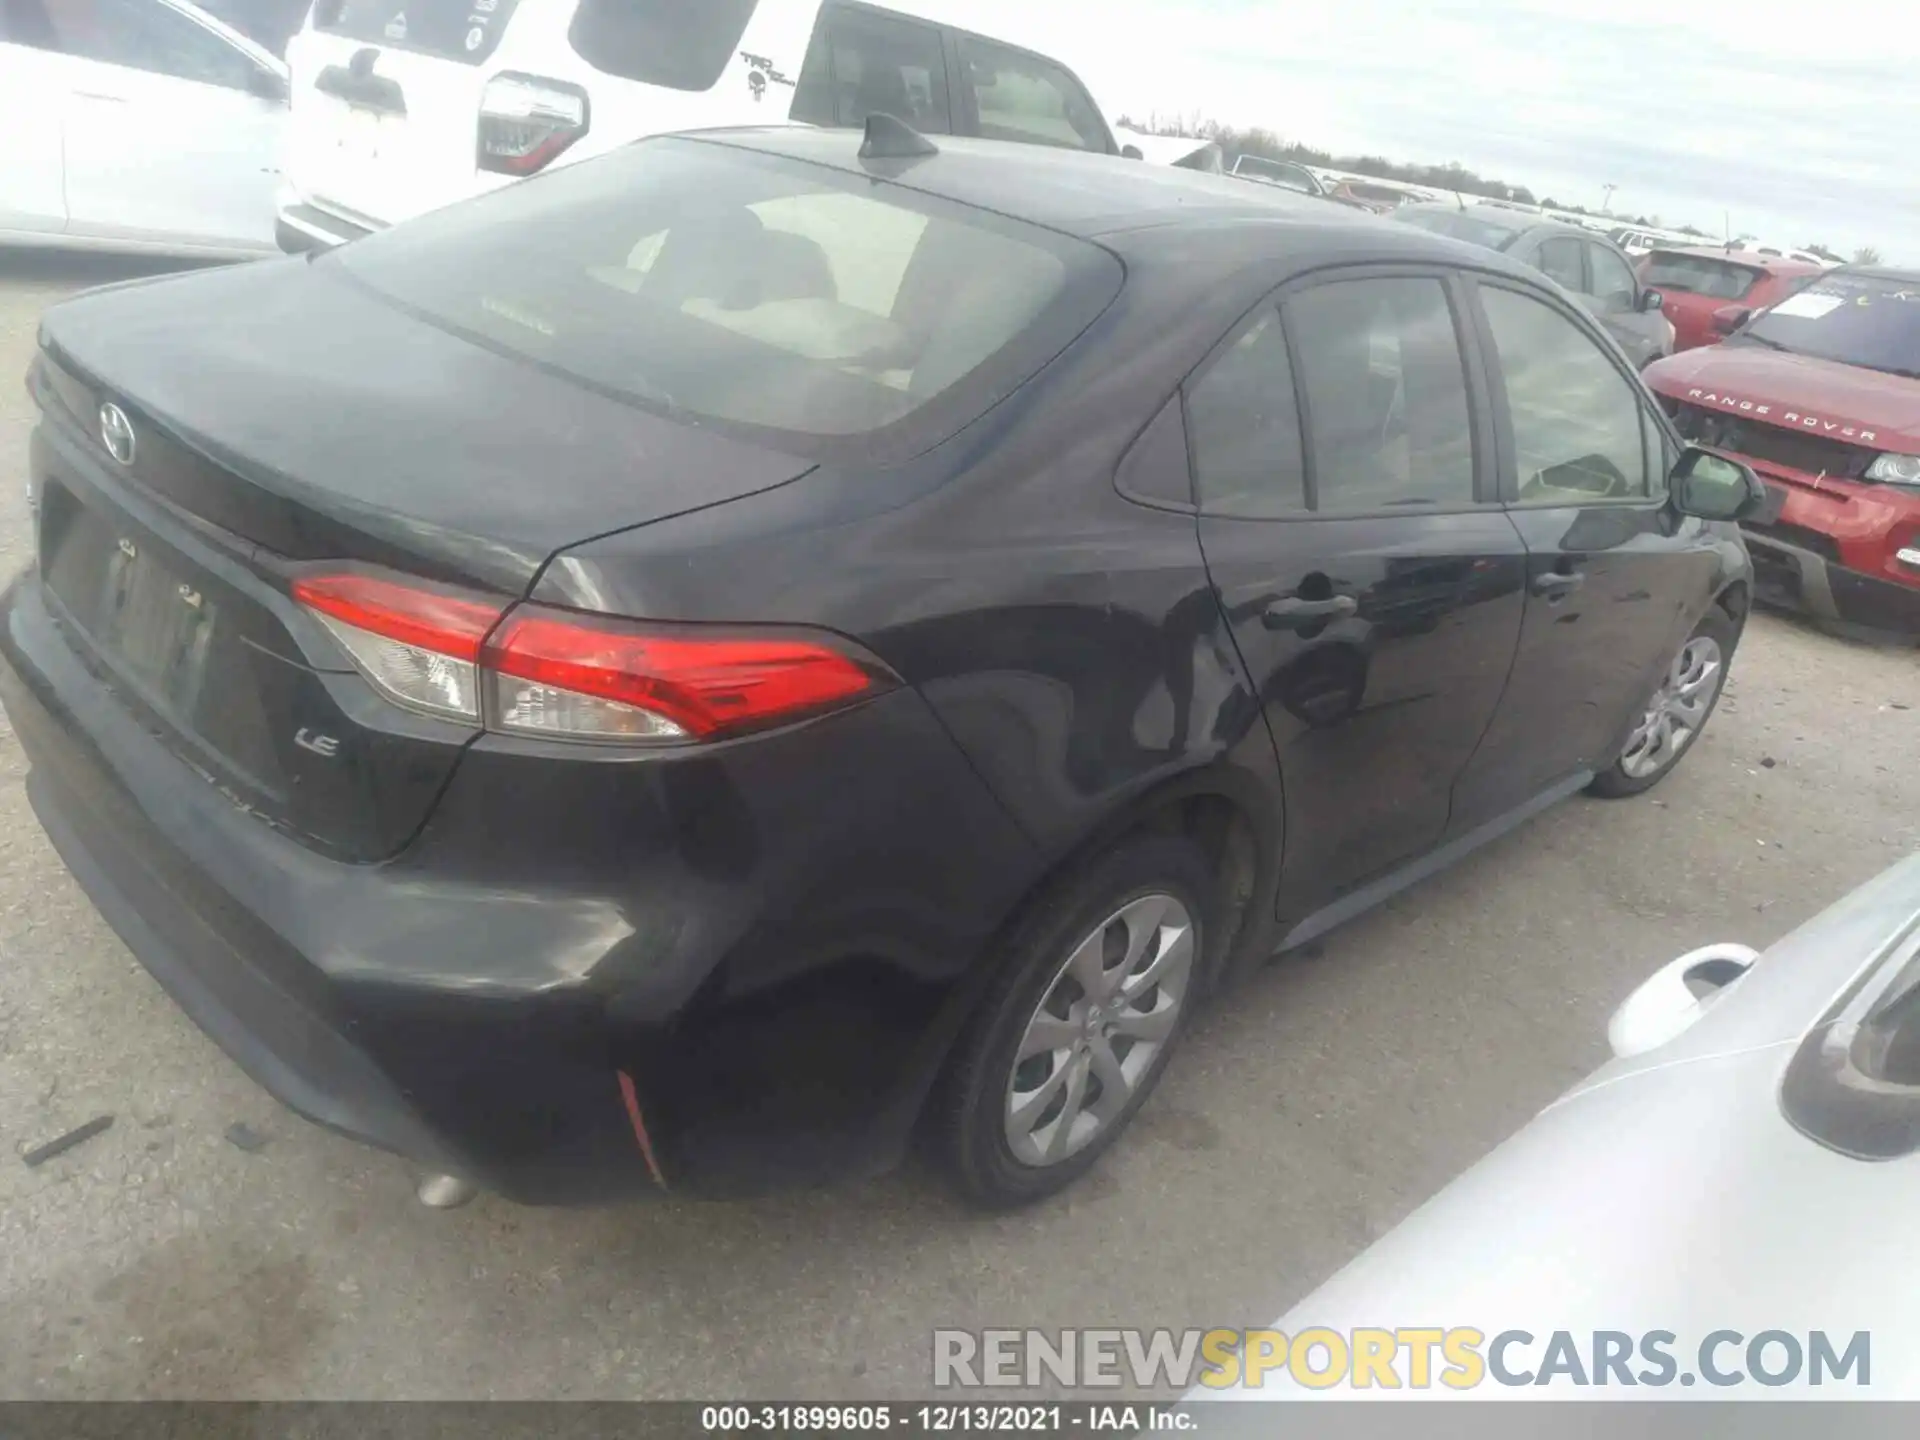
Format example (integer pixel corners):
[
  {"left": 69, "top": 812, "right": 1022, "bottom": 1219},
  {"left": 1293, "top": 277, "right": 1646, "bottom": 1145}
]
[{"left": 969, "top": 0, "right": 1915, "bottom": 259}]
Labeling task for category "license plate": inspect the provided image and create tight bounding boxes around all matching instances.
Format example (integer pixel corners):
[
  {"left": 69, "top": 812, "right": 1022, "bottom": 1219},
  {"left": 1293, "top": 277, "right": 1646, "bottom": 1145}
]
[{"left": 90, "top": 541, "right": 221, "bottom": 714}]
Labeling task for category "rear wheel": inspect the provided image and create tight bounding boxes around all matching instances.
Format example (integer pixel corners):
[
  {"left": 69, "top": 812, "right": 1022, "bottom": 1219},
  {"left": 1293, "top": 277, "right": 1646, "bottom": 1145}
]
[
  {"left": 935, "top": 835, "right": 1215, "bottom": 1207},
  {"left": 1589, "top": 609, "right": 1735, "bottom": 797}
]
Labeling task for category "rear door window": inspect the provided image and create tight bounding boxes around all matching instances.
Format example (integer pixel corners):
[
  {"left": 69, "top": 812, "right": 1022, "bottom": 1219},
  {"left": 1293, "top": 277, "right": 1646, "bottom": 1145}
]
[
  {"left": 568, "top": 0, "right": 759, "bottom": 90},
  {"left": 310, "top": 0, "right": 523, "bottom": 64},
  {"left": 1286, "top": 277, "right": 1477, "bottom": 511},
  {"left": 790, "top": 3, "right": 950, "bottom": 133},
  {"left": 1536, "top": 237, "right": 1586, "bottom": 293},
  {"left": 955, "top": 33, "right": 1109, "bottom": 152},
  {"left": 1641, "top": 252, "right": 1761, "bottom": 301}
]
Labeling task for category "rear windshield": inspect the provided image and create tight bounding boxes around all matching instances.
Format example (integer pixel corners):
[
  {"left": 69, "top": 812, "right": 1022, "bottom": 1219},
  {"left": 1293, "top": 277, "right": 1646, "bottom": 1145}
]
[
  {"left": 1744, "top": 271, "right": 1920, "bottom": 379},
  {"left": 1232, "top": 157, "right": 1316, "bottom": 192},
  {"left": 1395, "top": 210, "right": 1520, "bottom": 251},
  {"left": 333, "top": 137, "right": 1119, "bottom": 457},
  {"left": 311, "top": 0, "right": 523, "bottom": 63},
  {"left": 1641, "top": 252, "right": 1760, "bottom": 301}
]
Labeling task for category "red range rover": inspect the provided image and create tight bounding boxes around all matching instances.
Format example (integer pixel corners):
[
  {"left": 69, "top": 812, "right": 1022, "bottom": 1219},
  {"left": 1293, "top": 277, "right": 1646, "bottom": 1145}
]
[
  {"left": 1639, "top": 246, "right": 1824, "bottom": 352},
  {"left": 1644, "top": 266, "right": 1920, "bottom": 638}
]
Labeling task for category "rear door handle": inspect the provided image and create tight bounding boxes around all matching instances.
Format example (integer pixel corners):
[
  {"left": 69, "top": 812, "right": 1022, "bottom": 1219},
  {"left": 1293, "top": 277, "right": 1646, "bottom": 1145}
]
[
  {"left": 1264, "top": 594, "right": 1358, "bottom": 628},
  {"left": 1531, "top": 570, "right": 1585, "bottom": 597}
]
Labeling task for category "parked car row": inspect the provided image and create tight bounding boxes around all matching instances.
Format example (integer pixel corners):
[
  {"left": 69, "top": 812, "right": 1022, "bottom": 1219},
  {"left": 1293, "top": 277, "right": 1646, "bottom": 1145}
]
[
  {"left": 1, "top": 0, "right": 1132, "bottom": 257},
  {"left": 1392, "top": 203, "right": 1675, "bottom": 368}
]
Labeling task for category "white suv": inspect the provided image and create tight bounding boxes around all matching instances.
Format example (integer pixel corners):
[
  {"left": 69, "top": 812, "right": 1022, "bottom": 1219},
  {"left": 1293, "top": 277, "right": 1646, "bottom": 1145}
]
[{"left": 276, "top": 0, "right": 1121, "bottom": 251}]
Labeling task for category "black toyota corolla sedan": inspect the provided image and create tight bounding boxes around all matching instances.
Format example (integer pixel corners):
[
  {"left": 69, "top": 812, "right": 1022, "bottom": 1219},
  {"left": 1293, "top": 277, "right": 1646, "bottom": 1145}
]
[{"left": 1, "top": 122, "right": 1762, "bottom": 1208}]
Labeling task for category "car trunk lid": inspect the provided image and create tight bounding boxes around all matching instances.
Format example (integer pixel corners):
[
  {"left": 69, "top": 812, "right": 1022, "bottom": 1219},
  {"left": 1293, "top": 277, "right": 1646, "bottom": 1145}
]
[{"left": 30, "top": 259, "right": 815, "bottom": 861}]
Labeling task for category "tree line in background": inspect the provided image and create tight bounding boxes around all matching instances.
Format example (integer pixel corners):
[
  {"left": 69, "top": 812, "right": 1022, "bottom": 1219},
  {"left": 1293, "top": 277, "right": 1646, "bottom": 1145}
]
[{"left": 1120, "top": 114, "right": 1885, "bottom": 264}]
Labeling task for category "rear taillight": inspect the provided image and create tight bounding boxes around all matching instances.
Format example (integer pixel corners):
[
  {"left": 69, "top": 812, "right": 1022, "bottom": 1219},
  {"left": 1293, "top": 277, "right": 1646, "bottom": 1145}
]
[
  {"left": 293, "top": 569, "right": 890, "bottom": 744},
  {"left": 477, "top": 74, "right": 589, "bottom": 177},
  {"left": 294, "top": 572, "right": 502, "bottom": 721}
]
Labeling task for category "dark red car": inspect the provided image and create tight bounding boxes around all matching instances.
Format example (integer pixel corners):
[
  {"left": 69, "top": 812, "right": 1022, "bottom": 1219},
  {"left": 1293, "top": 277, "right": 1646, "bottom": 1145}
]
[
  {"left": 1639, "top": 246, "right": 1824, "bottom": 352},
  {"left": 1644, "top": 266, "right": 1920, "bottom": 637}
]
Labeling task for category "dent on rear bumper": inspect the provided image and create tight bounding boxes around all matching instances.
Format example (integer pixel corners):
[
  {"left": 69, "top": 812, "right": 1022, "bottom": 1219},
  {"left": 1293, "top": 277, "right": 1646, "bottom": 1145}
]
[{"left": 0, "top": 572, "right": 1041, "bottom": 1200}]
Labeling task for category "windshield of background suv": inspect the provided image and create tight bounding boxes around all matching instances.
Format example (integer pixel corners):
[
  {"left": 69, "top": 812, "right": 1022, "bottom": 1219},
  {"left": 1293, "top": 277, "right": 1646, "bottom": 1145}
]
[
  {"left": 333, "top": 138, "right": 1118, "bottom": 452},
  {"left": 1640, "top": 251, "right": 1760, "bottom": 301},
  {"left": 1743, "top": 271, "right": 1920, "bottom": 378},
  {"left": 1395, "top": 210, "right": 1522, "bottom": 251}
]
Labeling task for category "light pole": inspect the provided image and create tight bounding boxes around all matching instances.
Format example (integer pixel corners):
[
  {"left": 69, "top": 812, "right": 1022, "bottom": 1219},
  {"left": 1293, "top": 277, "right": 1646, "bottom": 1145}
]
[{"left": 1600, "top": 183, "right": 1618, "bottom": 214}]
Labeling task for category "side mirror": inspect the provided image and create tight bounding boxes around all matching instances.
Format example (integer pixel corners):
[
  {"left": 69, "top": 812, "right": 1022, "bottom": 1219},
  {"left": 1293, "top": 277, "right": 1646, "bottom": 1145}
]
[
  {"left": 1671, "top": 445, "right": 1765, "bottom": 522},
  {"left": 1120, "top": 144, "right": 1144, "bottom": 161},
  {"left": 1639, "top": 288, "right": 1665, "bottom": 313},
  {"left": 248, "top": 66, "right": 290, "bottom": 103},
  {"left": 1711, "top": 304, "right": 1750, "bottom": 335}
]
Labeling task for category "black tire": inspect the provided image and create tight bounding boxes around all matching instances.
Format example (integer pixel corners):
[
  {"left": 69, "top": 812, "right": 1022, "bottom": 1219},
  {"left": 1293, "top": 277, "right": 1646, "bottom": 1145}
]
[
  {"left": 934, "top": 834, "right": 1217, "bottom": 1208},
  {"left": 1588, "top": 607, "right": 1737, "bottom": 798}
]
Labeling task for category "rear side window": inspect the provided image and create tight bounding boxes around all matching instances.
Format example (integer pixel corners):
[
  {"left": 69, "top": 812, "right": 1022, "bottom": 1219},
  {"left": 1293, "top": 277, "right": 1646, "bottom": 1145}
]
[
  {"left": 568, "top": 0, "right": 758, "bottom": 90},
  {"left": 957, "top": 34, "right": 1109, "bottom": 152},
  {"left": 1188, "top": 278, "right": 1477, "bottom": 516},
  {"left": 1641, "top": 252, "right": 1760, "bottom": 301},
  {"left": 1186, "top": 308, "right": 1307, "bottom": 516},
  {"left": 790, "top": 4, "right": 950, "bottom": 133},
  {"left": 333, "top": 137, "right": 1117, "bottom": 457},
  {"left": 310, "top": 0, "right": 523, "bottom": 64}
]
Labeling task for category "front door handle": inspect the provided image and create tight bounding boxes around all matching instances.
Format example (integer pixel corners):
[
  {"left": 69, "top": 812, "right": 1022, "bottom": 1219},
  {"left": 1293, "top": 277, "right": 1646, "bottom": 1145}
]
[
  {"left": 1264, "top": 593, "right": 1358, "bottom": 629},
  {"left": 1530, "top": 570, "right": 1585, "bottom": 597}
]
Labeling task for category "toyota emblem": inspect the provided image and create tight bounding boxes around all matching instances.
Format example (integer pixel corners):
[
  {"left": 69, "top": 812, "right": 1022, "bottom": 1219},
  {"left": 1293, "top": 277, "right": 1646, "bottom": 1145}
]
[{"left": 98, "top": 402, "right": 136, "bottom": 466}]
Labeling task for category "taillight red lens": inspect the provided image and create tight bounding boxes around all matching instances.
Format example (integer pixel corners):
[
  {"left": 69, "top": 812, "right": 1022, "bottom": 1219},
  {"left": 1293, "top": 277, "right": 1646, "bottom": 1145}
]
[
  {"left": 293, "top": 569, "right": 888, "bottom": 743},
  {"left": 477, "top": 74, "right": 589, "bottom": 177},
  {"left": 292, "top": 573, "right": 504, "bottom": 661},
  {"left": 484, "top": 609, "right": 884, "bottom": 741},
  {"left": 293, "top": 571, "right": 506, "bottom": 721}
]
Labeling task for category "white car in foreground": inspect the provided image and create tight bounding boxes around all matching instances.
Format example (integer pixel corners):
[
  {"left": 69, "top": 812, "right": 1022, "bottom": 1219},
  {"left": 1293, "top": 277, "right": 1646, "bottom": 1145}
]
[
  {"left": 1192, "top": 852, "right": 1920, "bottom": 1406},
  {"left": 0, "top": 0, "right": 288, "bottom": 257}
]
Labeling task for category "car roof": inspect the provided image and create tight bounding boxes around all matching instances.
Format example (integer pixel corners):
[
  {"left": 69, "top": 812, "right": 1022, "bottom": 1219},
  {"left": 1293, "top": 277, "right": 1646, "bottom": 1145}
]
[
  {"left": 680, "top": 125, "right": 1393, "bottom": 241},
  {"left": 1404, "top": 202, "right": 1601, "bottom": 240}
]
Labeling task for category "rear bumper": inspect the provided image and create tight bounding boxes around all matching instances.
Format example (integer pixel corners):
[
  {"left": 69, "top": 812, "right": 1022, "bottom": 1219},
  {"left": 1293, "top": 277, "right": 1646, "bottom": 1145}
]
[
  {"left": 0, "top": 569, "right": 1040, "bottom": 1202},
  {"left": 1, "top": 574, "right": 645, "bottom": 1201},
  {"left": 1741, "top": 529, "right": 1920, "bottom": 636}
]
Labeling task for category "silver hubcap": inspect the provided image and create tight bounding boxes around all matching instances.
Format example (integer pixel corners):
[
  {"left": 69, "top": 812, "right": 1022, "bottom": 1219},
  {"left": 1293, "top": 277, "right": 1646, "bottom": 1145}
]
[
  {"left": 1619, "top": 635, "right": 1724, "bottom": 779},
  {"left": 1003, "top": 893, "right": 1194, "bottom": 1168}
]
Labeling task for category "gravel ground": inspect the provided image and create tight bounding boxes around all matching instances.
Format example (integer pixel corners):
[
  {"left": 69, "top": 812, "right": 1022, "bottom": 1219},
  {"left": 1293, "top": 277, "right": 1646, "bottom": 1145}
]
[{"left": 0, "top": 248, "right": 1915, "bottom": 1400}]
